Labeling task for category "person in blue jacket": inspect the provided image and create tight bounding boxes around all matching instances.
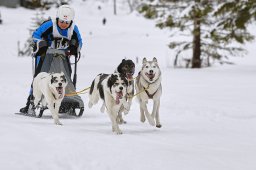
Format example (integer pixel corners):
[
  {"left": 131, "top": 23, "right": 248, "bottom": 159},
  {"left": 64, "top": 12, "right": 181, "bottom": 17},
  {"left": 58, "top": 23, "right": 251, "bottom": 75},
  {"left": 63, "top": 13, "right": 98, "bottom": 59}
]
[{"left": 20, "top": 5, "right": 83, "bottom": 114}]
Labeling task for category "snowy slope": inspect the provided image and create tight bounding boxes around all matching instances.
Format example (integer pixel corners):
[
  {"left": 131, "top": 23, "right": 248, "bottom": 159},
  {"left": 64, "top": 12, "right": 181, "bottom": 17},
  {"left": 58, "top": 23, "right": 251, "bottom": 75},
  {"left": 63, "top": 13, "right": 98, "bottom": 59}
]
[{"left": 0, "top": 1, "right": 256, "bottom": 170}]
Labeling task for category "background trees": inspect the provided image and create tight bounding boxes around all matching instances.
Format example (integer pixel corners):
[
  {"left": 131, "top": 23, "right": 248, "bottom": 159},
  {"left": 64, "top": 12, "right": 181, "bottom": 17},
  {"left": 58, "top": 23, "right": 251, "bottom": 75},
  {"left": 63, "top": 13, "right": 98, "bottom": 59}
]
[{"left": 139, "top": 0, "right": 256, "bottom": 68}]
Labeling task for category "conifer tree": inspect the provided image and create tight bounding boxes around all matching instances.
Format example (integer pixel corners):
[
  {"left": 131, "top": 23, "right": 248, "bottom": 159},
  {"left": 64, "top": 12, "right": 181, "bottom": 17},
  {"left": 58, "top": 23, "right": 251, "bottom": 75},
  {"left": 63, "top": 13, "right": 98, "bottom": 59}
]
[
  {"left": 18, "top": 10, "right": 47, "bottom": 56},
  {"left": 139, "top": 0, "right": 256, "bottom": 68}
]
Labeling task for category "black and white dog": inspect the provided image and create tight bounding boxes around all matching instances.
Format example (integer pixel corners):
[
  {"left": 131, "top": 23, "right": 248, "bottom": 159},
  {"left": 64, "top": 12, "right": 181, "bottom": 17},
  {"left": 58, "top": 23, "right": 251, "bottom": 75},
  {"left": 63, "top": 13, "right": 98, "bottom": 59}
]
[
  {"left": 99, "top": 59, "right": 135, "bottom": 124},
  {"left": 135, "top": 57, "right": 162, "bottom": 128},
  {"left": 114, "top": 59, "right": 135, "bottom": 123},
  {"left": 33, "top": 72, "right": 67, "bottom": 125},
  {"left": 88, "top": 73, "right": 129, "bottom": 134}
]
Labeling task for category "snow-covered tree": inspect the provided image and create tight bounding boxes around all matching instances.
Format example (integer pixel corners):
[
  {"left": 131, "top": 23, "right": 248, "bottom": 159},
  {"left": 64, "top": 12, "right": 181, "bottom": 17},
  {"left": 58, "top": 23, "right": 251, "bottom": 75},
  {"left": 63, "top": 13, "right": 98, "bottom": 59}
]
[
  {"left": 18, "top": 10, "right": 48, "bottom": 57},
  {"left": 139, "top": 0, "right": 256, "bottom": 68}
]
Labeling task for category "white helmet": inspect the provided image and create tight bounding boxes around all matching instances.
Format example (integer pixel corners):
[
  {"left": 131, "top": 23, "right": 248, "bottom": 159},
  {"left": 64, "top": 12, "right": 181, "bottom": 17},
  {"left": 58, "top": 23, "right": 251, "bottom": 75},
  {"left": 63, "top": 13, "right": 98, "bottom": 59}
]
[{"left": 57, "top": 5, "right": 75, "bottom": 22}]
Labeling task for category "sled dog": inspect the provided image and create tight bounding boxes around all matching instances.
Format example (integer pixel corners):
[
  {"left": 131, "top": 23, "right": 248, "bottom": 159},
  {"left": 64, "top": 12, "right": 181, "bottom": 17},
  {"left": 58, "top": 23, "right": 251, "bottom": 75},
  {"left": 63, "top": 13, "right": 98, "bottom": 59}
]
[
  {"left": 113, "top": 59, "right": 135, "bottom": 123},
  {"left": 88, "top": 73, "right": 129, "bottom": 134},
  {"left": 115, "top": 59, "right": 135, "bottom": 108},
  {"left": 98, "top": 59, "right": 135, "bottom": 124},
  {"left": 33, "top": 72, "right": 67, "bottom": 125},
  {"left": 135, "top": 57, "right": 162, "bottom": 128}
]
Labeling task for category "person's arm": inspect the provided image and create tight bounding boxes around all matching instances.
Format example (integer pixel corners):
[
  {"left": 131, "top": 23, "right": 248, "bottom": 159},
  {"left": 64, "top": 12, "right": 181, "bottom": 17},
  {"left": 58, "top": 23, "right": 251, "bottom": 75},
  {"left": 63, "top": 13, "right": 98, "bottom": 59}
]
[
  {"left": 32, "top": 20, "right": 53, "bottom": 55},
  {"left": 71, "top": 25, "right": 83, "bottom": 53},
  {"left": 32, "top": 20, "right": 53, "bottom": 42}
]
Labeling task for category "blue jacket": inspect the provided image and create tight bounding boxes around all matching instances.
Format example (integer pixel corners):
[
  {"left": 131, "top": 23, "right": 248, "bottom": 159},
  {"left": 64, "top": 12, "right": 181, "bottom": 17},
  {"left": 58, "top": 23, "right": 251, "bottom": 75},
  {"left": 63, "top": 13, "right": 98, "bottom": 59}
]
[{"left": 32, "top": 19, "right": 82, "bottom": 51}]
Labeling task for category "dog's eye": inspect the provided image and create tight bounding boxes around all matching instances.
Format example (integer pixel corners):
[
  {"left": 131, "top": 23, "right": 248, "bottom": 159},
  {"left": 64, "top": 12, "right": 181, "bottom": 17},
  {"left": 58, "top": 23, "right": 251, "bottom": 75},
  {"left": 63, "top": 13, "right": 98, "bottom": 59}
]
[
  {"left": 122, "top": 83, "right": 126, "bottom": 86},
  {"left": 153, "top": 66, "right": 156, "bottom": 68},
  {"left": 145, "top": 66, "right": 149, "bottom": 68},
  {"left": 114, "top": 83, "right": 119, "bottom": 86}
]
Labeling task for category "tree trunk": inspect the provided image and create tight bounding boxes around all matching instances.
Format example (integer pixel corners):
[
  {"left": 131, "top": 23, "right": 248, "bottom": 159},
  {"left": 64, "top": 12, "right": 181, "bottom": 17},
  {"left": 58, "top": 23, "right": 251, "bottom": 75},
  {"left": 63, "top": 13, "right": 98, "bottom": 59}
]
[
  {"left": 113, "top": 0, "right": 117, "bottom": 15},
  {"left": 127, "top": 0, "right": 133, "bottom": 12},
  {"left": 192, "top": 17, "right": 201, "bottom": 68}
]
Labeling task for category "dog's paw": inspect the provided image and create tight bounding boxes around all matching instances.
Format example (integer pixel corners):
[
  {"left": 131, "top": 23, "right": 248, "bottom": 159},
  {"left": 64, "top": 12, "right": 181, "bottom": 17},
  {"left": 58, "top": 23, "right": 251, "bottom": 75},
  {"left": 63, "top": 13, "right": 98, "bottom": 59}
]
[
  {"left": 54, "top": 120, "right": 63, "bottom": 125},
  {"left": 156, "top": 124, "right": 162, "bottom": 128},
  {"left": 115, "top": 129, "right": 123, "bottom": 135},
  {"left": 140, "top": 116, "right": 146, "bottom": 123}
]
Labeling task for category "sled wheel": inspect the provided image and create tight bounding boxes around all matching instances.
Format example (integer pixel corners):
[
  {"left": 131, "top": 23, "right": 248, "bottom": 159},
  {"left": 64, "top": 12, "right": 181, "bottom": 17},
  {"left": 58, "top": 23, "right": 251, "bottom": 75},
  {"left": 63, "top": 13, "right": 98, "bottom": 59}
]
[{"left": 38, "top": 108, "right": 45, "bottom": 118}]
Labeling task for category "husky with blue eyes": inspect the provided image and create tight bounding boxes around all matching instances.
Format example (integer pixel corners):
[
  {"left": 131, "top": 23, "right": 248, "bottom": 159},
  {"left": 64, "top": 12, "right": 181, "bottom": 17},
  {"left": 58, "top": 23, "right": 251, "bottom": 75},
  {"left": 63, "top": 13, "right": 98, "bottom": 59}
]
[
  {"left": 88, "top": 73, "right": 129, "bottom": 134},
  {"left": 33, "top": 72, "right": 67, "bottom": 125},
  {"left": 136, "top": 57, "right": 162, "bottom": 128}
]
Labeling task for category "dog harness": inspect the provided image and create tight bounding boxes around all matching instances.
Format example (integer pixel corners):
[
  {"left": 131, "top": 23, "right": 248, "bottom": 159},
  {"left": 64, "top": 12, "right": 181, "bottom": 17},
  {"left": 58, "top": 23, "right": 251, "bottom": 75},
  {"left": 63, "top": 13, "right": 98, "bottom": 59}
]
[
  {"left": 138, "top": 72, "right": 160, "bottom": 99},
  {"left": 143, "top": 87, "right": 158, "bottom": 99}
]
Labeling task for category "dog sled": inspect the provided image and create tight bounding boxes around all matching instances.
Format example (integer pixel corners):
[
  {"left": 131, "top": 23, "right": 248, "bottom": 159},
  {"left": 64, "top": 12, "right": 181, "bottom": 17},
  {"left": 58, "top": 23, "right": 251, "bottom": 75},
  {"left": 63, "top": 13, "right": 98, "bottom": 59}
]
[{"left": 26, "top": 48, "right": 84, "bottom": 118}]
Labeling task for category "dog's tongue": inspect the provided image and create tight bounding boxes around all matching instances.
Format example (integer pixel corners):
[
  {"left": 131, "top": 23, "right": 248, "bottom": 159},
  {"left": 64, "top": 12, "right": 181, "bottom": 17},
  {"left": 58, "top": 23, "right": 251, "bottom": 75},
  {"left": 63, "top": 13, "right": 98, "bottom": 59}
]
[
  {"left": 126, "top": 73, "right": 133, "bottom": 80},
  {"left": 146, "top": 73, "right": 155, "bottom": 80},
  {"left": 56, "top": 87, "right": 63, "bottom": 94},
  {"left": 115, "top": 91, "right": 123, "bottom": 104}
]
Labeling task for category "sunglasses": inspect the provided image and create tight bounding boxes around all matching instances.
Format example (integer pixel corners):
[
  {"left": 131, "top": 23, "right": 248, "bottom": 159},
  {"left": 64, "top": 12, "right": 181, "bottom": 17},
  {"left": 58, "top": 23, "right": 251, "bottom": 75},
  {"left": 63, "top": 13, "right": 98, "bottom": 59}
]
[{"left": 59, "top": 19, "right": 71, "bottom": 24}]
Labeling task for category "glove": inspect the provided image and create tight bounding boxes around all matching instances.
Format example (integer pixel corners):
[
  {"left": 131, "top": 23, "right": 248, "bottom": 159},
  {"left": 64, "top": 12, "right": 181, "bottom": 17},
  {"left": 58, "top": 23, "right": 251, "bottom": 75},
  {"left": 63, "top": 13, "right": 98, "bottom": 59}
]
[
  {"left": 69, "top": 45, "right": 77, "bottom": 55},
  {"left": 69, "top": 39, "right": 78, "bottom": 55},
  {"left": 38, "top": 46, "right": 48, "bottom": 56},
  {"left": 36, "top": 40, "right": 48, "bottom": 56}
]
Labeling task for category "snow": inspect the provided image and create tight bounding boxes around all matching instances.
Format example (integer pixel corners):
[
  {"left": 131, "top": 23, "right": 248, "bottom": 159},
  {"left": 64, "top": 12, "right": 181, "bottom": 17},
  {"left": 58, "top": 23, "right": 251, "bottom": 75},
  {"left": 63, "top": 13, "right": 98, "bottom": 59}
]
[{"left": 0, "top": 1, "right": 256, "bottom": 170}]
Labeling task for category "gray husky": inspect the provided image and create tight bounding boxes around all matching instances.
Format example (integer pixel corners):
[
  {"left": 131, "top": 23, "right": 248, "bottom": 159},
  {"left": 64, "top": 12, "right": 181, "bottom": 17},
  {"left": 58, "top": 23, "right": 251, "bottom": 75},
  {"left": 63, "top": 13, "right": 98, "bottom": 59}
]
[{"left": 135, "top": 57, "right": 162, "bottom": 128}]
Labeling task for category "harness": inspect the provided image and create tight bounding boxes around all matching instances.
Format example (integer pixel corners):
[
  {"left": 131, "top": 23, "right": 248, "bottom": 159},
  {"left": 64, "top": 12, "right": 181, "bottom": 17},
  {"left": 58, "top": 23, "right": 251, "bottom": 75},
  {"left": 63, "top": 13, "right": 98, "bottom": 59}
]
[
  {"left": 138, "top": 71, "right": 160, "bottom": 99},
  {"left": 143, "top": 87, "right": 158, "bottom": 99}
]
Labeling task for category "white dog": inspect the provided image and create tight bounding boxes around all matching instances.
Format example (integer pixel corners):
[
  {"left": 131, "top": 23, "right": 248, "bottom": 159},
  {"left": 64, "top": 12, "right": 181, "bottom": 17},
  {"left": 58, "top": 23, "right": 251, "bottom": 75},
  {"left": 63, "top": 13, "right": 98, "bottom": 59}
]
[
  {"left": 135, "top": 57, "right": 162, "bottom": 128},
  {"left": 88, "top": 73, "right": 129, "bottom": 134},
  {"left": 33, "top": 72, "right": 67, "bottom": 125}
]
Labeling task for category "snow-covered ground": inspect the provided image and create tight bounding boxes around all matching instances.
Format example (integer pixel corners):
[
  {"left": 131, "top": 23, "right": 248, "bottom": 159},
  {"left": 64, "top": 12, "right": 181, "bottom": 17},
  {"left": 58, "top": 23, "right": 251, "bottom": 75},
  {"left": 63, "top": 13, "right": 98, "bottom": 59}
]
[{"left": 0, "top": 1, "right": 256, "bottom": 170}]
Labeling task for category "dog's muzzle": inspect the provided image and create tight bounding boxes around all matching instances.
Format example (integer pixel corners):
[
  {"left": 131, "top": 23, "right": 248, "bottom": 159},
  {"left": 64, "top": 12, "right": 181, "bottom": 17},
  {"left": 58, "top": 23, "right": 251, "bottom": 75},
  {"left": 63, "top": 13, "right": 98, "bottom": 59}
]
[
  {"left": 56, "top": 86, "right": 64, "bottom": 94},
  {"left": 146, "top": 72, "right": 155, "bottom": 81},
  {"left": 126, "top": 72, "right": 134, "bottom": 80}
]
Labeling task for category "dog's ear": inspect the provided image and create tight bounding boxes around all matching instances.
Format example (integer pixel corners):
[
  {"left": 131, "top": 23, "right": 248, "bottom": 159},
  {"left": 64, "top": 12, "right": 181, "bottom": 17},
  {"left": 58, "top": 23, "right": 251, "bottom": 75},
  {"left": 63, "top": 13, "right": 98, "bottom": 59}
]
[
  {"left": 51, "top": 75, "right": 55, "bottom": 84},
  {"left": 142, "top": 58, "right": 147, "bottom": 64},
  {"left": 107, "top": 74, "right": 114, "bottom": 89},
  {"left": 107, "top": 74, "right": 117, "bottom": 93},
  {"left": 153, "top": 57, "right": 158, "bottom": 63},
  {"left": 60, "top": 71, "right": 64, "bottom": 75},
  {"left": 117, "top": 61, "right": 124, "bottom": 73}
]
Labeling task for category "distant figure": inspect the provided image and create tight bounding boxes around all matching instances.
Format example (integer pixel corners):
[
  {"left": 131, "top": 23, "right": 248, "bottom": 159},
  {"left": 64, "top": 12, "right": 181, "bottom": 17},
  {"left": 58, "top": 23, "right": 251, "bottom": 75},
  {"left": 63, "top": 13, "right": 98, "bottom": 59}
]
[
  {"left": 136, "top": 56, "right": 139, "bottom": 64},
  {"left": 98, "top": 6, "right": 101, "bottom": 10},
  {"left": 102, "top": 17, "right": 107, "bottom": 25}
]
